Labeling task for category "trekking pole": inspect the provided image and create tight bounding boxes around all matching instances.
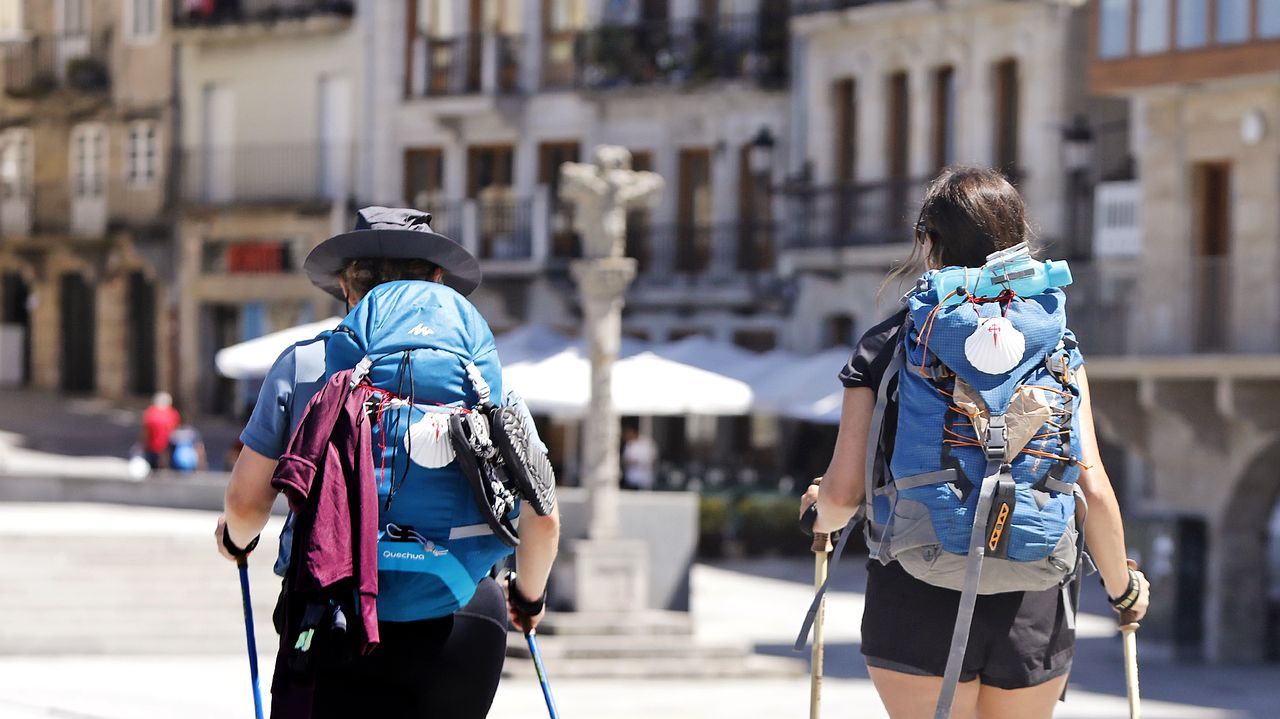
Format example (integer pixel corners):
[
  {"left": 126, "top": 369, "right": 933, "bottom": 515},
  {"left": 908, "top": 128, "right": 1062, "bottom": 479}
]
[
  {"left": 236, "top": 557, "right": 265, "bottom": 719},
  {"left": 1119, "top": 560, "right": 1142, "bottom": 719},
  {"left": 525, "top": 628, "right": 560, "bottom": 719},
  {"left": 809, "top": 530, "right": 833, "bottom": 719}
]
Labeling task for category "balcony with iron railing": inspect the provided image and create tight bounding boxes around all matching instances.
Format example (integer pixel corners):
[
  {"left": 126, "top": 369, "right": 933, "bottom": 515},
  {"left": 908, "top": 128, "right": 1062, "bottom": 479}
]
[
  {"left": 1069, "top": 253, "right": 1280, "bottom": 356},
  {"left": 411, "top": 32, "right": 523, "bottom": 98},
  {"left": 0, "top": 178, "right": 168, "bottom": 238},
  {"left": 172, "top": 0, "right": 354, "bottom": 29},
  {"left": 778, "top": 177, "right": 930, "bottom": 251},
  {"left": 549, "top": 12, "right": 789, "bottom": 91},
  {"left": 1, "top": 31, "right": 112, "bottom": 99},
  {"left": 178, "top": 143, "right": 354, "bottom": 207}
]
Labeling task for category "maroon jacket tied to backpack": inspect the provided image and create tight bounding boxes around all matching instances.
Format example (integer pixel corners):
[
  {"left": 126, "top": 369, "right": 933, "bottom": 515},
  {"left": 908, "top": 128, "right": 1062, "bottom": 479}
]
[{"left": 269, "top": 369, "right": 379, "bottom": 719}]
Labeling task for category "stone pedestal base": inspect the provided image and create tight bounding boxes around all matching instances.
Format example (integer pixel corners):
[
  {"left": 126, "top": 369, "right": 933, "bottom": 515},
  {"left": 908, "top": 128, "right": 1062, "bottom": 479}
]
[{"left": 554, "top": 538, "right": 649, "bottom": 613}]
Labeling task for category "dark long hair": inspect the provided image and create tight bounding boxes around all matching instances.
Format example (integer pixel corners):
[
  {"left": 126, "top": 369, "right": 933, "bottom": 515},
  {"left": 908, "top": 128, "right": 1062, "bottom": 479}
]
[{"left": 880, "top": 166, "right": 1033, "bottom": 300}]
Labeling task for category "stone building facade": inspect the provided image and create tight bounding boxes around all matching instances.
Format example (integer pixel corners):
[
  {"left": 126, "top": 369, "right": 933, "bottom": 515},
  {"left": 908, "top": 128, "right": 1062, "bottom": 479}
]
[
  {"left": 170, "top": 1, "right": 363, "bottom": 414},
  {"left": 0, "top": 0, "right": 171, "bottom": 400},
  {"left": 1083, "top": 0, "right": 1280, "bottom": 662},
  {"left": 362, "top": 0, "right": 794, "bottom": 348},
  {"left": 783, "top": 0, "right": 1122, "bottom": 350}
]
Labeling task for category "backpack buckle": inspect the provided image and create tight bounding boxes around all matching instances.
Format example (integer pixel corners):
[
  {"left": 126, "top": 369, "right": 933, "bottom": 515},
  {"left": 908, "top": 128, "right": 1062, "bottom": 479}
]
[{"left": 984, "top": 415, "right": 1008, "bottom": 461}]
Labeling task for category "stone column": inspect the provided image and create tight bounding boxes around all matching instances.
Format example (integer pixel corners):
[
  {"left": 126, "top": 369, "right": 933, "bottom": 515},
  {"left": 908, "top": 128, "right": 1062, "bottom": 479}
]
[
  {"left": 569, "top": 256, "right": 636, "bottom": 540},
  {"left": 557, "top": 145, "right": 663, "bottom": 613}
]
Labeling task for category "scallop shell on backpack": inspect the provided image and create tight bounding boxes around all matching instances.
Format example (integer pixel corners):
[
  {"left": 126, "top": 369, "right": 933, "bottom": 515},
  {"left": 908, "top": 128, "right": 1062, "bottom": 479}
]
[
  {"left": 963, "top": 316, "right": 1026, "bottom": 375},
  {"left": 405, "top": 411, "right": 457, "bottom": 468}
]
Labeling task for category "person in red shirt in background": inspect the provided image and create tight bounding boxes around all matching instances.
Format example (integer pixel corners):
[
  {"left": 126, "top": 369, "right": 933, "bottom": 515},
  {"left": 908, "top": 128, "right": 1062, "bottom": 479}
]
[{"left": 141, "top": 392, "right": 180, "bottom": 470}]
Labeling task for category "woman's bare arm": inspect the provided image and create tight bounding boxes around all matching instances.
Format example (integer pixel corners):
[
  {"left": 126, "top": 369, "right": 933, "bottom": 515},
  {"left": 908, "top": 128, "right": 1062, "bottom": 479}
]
[
  {"left": 800, "top": 386, "right": 876, "bottom": 534},
  {"left": 1075, "top": 367, "right": 1150, "bottom": 620}
]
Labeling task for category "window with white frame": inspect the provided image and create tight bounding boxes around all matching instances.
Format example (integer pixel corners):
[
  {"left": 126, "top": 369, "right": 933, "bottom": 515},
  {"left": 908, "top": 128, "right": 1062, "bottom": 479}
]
[
  {"left": 0, "top": 128, "right": 32, "bottom": 199},
  {"left": 0, "top": 0, "right": 24, "bottom": 40},
  {"left": 126, "top": 121, "right": 159, "bottom": 186},
  {"left": 125, "top": 0, "right": 159, "bottom": 43},
  {"left": 56, "top": 0, "right": 89, "bottom": 37},
  {"left": 70, "top": 123, "right": 106, "bottom": 198}
]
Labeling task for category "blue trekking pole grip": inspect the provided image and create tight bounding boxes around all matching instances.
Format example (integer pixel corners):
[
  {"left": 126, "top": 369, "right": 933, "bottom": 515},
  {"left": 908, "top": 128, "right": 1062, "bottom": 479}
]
[
  {"left": 525, "top": 629, "right": 560, "bottom": 719},
  {"left": 236, "top": 557, "right": 266, "bottom": 719}
]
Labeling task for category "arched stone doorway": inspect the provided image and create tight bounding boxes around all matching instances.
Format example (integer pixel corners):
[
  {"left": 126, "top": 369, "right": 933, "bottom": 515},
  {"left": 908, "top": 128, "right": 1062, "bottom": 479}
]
[
  {"left": 126, "top": 271, "right": 157, "bottom": 396},
  {"left": 59, "top": 272, "right": 96, "bottom": 394},
  {"left": 1, "top": 269, "right": 32, "bottom": 385},
  {"left": 1216, "top": 439, "right": 1280, "bottom": 662}
]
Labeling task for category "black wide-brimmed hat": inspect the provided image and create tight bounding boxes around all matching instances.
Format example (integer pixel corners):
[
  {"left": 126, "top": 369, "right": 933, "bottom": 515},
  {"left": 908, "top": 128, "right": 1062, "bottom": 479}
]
[{"left": 303, "top": 206, "right": 481, "bottom": 300}]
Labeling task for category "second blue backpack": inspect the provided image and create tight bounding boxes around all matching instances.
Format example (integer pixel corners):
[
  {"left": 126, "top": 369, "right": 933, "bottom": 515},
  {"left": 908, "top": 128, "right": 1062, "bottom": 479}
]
[{"left": 325, "top": 280, "right": 516, "bottom": 622}]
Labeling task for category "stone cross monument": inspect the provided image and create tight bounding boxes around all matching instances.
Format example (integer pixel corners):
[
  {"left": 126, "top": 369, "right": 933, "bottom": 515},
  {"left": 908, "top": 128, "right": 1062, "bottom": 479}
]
[{"left": 558, "top": 145, "right": 663, "bottom": 612}]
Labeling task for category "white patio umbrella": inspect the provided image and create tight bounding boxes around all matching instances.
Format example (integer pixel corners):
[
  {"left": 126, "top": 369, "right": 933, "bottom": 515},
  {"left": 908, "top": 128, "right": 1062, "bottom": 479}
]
[
  {"left": 751, "top": 346, "right": 855, "bottom": 423},
  {"left": 494, "top": 324, "right": 575, "bottom": 366},
  {"left": 502, "top": 346, "right": 755, "bottom": 418},
  {"left": 214, "top": 317, "right": 342, "bottom": 380},
  {"left": 650, "top": 335, "right": 799, "bottom": 386}
]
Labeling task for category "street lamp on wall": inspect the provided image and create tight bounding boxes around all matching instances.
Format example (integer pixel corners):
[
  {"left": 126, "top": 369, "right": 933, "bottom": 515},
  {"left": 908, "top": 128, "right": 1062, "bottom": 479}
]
[
  {"left": 1062, "top": 114, "right": 1095, "bottom": 173},
  {"left": 747, "top": 126, "right": 776, "bottom": 176}
]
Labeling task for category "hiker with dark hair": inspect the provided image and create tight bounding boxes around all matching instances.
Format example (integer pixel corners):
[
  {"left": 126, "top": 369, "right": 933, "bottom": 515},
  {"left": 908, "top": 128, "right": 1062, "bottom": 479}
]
[
  {"left": 800, "top": 167, "right": 1149, "bottom": 719},
  {"left": 215, "top": 207, "right": 560, "bottom": 718}
]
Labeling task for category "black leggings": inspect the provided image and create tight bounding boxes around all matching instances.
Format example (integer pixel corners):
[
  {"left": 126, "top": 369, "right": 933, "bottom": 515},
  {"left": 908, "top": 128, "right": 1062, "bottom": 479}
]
[{"left": 310, "top": 577, "right": 509, "bottom": 719}]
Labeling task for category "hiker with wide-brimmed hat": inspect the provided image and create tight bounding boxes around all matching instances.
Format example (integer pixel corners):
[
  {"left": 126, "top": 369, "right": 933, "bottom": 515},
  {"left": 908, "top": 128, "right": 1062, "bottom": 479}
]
[{"left": 215, "top": 206, "right": 561, "bottom": 718}]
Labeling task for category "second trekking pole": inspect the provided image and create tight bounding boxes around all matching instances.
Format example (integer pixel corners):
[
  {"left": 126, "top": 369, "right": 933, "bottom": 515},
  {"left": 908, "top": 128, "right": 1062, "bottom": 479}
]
[
  {"left": 1120, "top": 560, "right": 1142, "bottom": 719},
  {"left": 526, "top": 628, "right": 560, "bottom": 719},
  {"left": 810, "top": 530, "right": 832, "bottom": 719},
  {"left": 236, "top": 557, "right": 265, "bottom": 719}
]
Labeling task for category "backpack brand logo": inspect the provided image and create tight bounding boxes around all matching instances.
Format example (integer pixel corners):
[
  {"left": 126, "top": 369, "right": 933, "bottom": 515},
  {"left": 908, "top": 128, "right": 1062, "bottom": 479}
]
[{"left": 408, "top": 324, "right": 434, "bottom": 337}]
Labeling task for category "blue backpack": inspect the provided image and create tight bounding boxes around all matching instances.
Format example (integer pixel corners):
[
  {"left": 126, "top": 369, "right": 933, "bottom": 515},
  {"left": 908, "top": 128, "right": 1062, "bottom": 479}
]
[
  {"left": 325, "top": 280, "right": 515, "bottom": 622},
  {"left": 864, "top": 268, "right": 1086, "bottom": 718}
]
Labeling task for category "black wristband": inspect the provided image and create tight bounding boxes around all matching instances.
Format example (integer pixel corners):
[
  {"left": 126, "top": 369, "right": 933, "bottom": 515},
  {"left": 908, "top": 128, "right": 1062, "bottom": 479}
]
[
  {"left": 222, "top": 524, "right": 260, "bottom": 559},
  {"left": 506, "top": 571, "right": 546, "bottom": 617}
]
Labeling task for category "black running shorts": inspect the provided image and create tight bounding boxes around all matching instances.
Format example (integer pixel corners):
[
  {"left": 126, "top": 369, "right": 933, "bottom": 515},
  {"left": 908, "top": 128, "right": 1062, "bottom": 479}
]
[
  {"left": 860, "top": 560, "right": 1075, "bottom": 690},
  {"left": 310, "top": 577, "right": 509, "bottom": 718}
]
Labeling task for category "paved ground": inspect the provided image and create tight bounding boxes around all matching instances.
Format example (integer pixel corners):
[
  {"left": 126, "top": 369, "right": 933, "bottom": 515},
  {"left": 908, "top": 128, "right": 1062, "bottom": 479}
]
[
  {"left": 1, "top": 384, "right": 1277, "bottom": 718},
  {"left": 1, "top": 553, "right": 1276, "bottom": 718}
]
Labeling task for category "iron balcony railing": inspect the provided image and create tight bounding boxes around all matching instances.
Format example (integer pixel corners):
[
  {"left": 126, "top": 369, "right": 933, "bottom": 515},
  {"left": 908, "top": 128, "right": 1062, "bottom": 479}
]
[
  {"left": 0, "top": 179, "right": 168, "bottom": 238},
  {"left": 422, "top": 33, "right": 482, "bottom": 95},
  {"left": 630, "top": 221, "right": 779, "bottom": 276},
  {"left": 779, "top": 177, "right": 929, "bottom": 250},
  {"left": 475, "top": 196, "right": 534, "bottom": 260},
  {"left": 412, "top": 32, "right": 523, "bottom": 97},
  {"left": 556, "top": 12, "right": 789, "bottom": 91},
  {"left": 179, "top": 143, "right": 354, "bottom": 206},
  {"left": 1066, "top": 254, "right": 1280, "bottom": 356},
  {"left": 173, "top": 0, "right": 354, "bottom": 27},
  {"left": 1, "top": 31, "right": 113, "bottom": 98}
]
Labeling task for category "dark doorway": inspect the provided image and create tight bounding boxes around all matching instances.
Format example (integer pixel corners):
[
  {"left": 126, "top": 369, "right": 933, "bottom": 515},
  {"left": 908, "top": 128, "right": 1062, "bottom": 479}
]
[
  {"left": 60, "top": 273, "right": 96, "bottom": 393},
  {"left": 677, "top": 148, "right": 712, "bottom": 273},
  {"left": 126, "top": 272, "right": 157, "bottom": 397},
  {"left": 1193, "top": 162, "right": 1231, "bottom": 351},
  {"left": 201, "top": 303, "right": 240, "bottom": 415},
  {"left": 539, "top": 140, "right": 582, "bottom": 259},
  {"left": 1, "top": 272, "right": 31, "bottom": 385}
]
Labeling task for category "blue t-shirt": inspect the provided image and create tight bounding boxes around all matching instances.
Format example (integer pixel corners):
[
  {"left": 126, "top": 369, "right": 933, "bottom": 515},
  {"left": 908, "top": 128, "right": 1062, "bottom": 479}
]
[{"left": 239, "top": 332, "right": 331, "bottom": 576}]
